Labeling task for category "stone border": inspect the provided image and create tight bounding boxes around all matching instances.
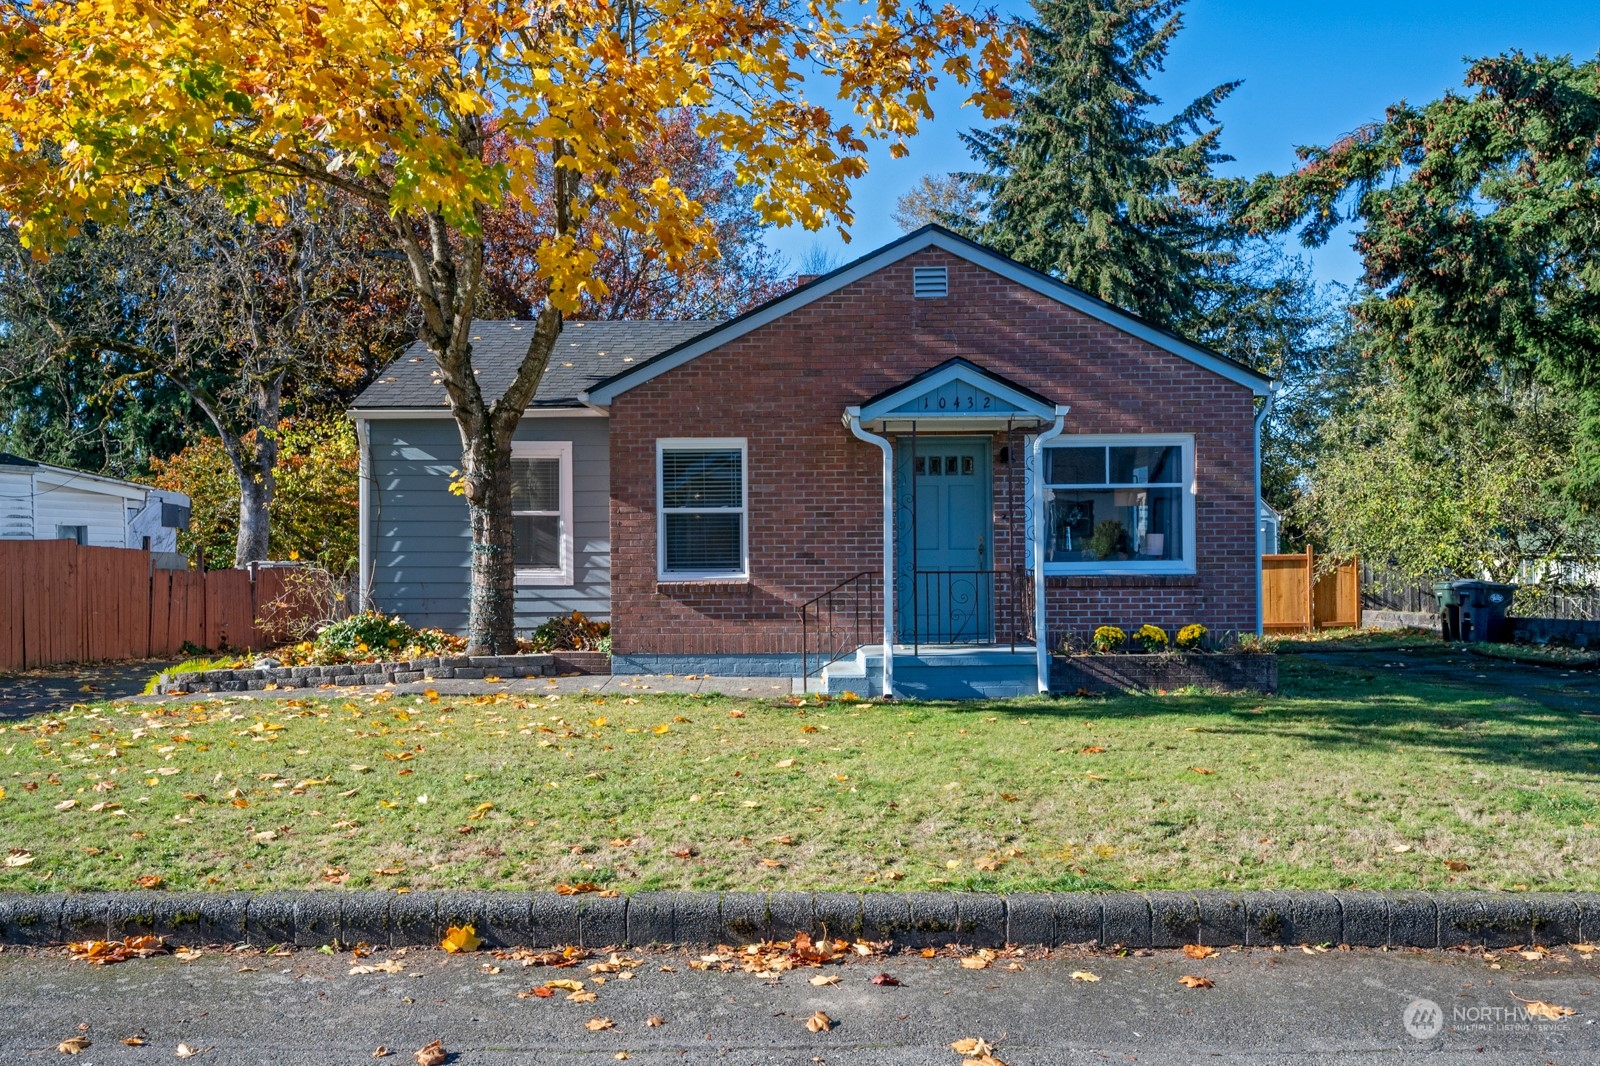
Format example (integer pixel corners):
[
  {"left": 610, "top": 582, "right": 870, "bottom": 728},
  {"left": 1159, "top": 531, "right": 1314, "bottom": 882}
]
[
  {"left": 1, "top": 890, "right": 1585, "bottom": 950},
  {"left": 155, "top": 652, "right": 611, "bottom": 696}
]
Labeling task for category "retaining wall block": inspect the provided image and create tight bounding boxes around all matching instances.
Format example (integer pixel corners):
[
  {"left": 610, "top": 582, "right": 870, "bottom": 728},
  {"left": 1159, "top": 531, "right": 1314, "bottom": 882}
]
[
  {"left": 862, "top": 893, "right": 913, "bottom": 942},
  {"left": 626, "top": 892, "right": 677, "bottom": 946},
  {"left": 577, "top": 894, "right": 629, "bottom": 947},
  {"left": 1003, "top": 893, "right": 1056, "bottom": 947},
  {"left": 0, "top": 893, "right": 63, "bottom": 946},
  {"left": 60, "top": 894, "right": 112, "bottom": 943},
  {"left": 1331, "top": 891, "right": 1388, "bottom": 947},
  {"left": 1101, "top": 893, "right": 1152, "bottom": 947},
  {"left": 336, "top": 892, "right": 392, "bottom": 948},
  {"left": 952, "top": 893, "right": 1005, "bottom": 947},
  {"left": 388, "top": 891, "right": 439, "bottom": 948},
  {"left": 528, "top": 895, "right": 582, "bottom": 947},
  {"left": 1384, "top": 892, "right": 1438, "bottom": 949},
  {"left": 1288, "top": 892, "right": 1343, "bottom": 947},
  {"left": 905, "top": 893, "right": 961, "bottom": 947},
  {"left": 1055, "top": 894, "right": 1105, "bottom": 946},
  {"left": 813, "top": 892, "right": 864, "bottom": 940},
  {"left": 1146, "top": 891, "right": 1199, "bottom": 948},
  {"left": 1195, "top": 891, "right": 1246, "bottom": 946}
]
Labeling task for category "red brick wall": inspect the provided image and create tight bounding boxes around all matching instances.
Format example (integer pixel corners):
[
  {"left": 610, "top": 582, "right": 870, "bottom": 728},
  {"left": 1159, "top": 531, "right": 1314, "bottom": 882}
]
[{"left": 608, "top": 247, "right": 1260, "bottom": 656}]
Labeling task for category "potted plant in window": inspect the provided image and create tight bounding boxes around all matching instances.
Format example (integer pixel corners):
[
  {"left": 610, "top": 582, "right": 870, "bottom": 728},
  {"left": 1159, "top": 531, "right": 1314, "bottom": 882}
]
[{"left": 1088, "top": 519, "right": 1129, "bottom": 561}]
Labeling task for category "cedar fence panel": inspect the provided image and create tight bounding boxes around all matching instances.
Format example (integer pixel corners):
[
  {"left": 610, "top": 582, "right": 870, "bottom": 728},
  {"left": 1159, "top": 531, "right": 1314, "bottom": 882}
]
[
  {"left": 1262, "top": 550, "right": 1360, "bottom": 632},
  {"left": 0, "top": 541, "right": 322, "bottom": 670}
]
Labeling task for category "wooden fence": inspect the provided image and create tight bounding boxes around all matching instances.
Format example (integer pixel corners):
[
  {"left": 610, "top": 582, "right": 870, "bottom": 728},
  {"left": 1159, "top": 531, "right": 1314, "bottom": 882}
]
[
  {"left": 0, "top": 541, "right": 315, "bottom": 670},
  {"left": 1361, "top": 562, "right": 1600, "bottom": 620},
  {"left": 1262, "top": 549, "right": 1361, "bottom": 632}
]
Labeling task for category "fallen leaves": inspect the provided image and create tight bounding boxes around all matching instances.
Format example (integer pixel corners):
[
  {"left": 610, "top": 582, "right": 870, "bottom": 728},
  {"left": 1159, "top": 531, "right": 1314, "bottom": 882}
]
[
  {"left": 950, "top": 1036, "right": 1007, "bottom": 1066},
  {"left": 349, "top": 959, "right": 404, "bottom": 975},
  {"left": 646, "top": 1015, "right": 665, "bottom": 1027},
  {"left": 1178, "top": 975, "right": 1215, "bottom": 989},
  {"left": 585, "top": 1017, "right": 614, "bottom": 1031},
  {"left": 414, "top": 1040, "right": 447, "bottom": 1066},
  {"left": 805, "top": 1011, "right": 834, "bottom": 1033},
  {"left": 67, "top": 936, "right": 167, "bottom": 965},
  {"left": 56, "top": 1036, "right": 91, "bottom": 1054},
  {"left": 1512, "top": 993, "right": 1575, "bottom": 1020},
  {"left": 870, "top": 972, "right": 901, "bottom": 986},
  {"left": 174, "top": 1044, "right": 209, "bottom": 1058},
  {"left": 809, "top": 974, "right": 840, "bottom": 986},
  {"left": 132, "top": 875, "right": 164, "bottom": 890},
  {"left": 1444, "top": 860, "right": 1471, "bottom": 872},
  {"left": 372, "top": 1048, "right": 390, "bottom": 1059},
  {"left": 1069, "top": 970, "right": 1099, "bottom": 982},
  {"left": 5, "top": 849, "right": 35, "bottom": 867},
  {"left": 959, "top": 948, "right": 998, "bottom": 970},
  {"left": 440, "top": 925, "right": 482, "bottom": 954},
  {"left": 554, "top": 882, "right": 605, "bottom": 896},
  {"left": 1190, "top": 766, "right": 1215, "bottom": 775},
  {"left": 1182, "top": 944, "right": 1218, "bottom": 959}
]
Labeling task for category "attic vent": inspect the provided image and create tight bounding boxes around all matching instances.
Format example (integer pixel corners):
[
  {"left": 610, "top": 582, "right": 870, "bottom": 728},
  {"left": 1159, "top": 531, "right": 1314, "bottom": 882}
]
[{"left": 912, "top": 266, "right": 948, "bottom": 298}]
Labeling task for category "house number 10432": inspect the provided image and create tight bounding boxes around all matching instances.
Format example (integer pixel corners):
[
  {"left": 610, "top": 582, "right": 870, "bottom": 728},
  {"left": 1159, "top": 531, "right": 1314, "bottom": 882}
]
[{"left": 921, "top": 394, "right": 992, "bottom": 410}]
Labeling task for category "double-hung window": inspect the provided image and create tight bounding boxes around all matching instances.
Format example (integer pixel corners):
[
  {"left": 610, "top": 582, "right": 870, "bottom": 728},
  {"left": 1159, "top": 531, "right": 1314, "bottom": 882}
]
[
  {"left": 658, "top": 439, "right": 747, "bottom": 580},
  {"left": 511, "top": 441, "right": 573, "bottom": 586},
  {"left": 1042, "top": 435, "right": 1194, "bottom": 574}
]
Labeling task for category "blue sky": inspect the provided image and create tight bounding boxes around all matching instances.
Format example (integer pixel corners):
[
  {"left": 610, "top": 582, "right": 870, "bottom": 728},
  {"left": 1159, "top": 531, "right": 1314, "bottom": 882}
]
[{"left": 762, "top": 0, "right": 1600, "bottom": 287}]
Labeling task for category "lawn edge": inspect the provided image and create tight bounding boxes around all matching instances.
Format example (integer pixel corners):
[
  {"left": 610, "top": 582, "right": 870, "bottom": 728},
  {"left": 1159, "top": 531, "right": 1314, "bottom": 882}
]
[{"left": 1, "top": 889, "right": 1590, "bottom": 950}]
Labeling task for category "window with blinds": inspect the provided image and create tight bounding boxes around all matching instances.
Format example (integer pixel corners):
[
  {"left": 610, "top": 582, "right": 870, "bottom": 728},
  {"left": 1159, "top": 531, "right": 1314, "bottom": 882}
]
[
  {"left": 658, "top": 440, "right": 747, "bottom": 579},
  {"left": 509, "top": 441, "right": 572, "bottom": 584}
]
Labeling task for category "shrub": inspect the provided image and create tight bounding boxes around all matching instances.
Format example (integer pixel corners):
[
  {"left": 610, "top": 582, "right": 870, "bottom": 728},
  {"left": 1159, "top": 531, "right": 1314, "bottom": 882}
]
[
  {"left": 1092, "top": 625, "right": 1126, "bottom": 653},
  {"left": 1088, "top": 519, "right": 1129, "bottom": 560},
  {"left": 528, "top": 611, "right": 611, "bottom": 652},
  {"left": 310, "top": 612, "right": 456, "bottom": 662},
  {"left": 1134, "top": 624, "right": 1169, "bottom": 652},
  {"left": 1176, "top": 623, "right": 1208, "bottom": 650}
]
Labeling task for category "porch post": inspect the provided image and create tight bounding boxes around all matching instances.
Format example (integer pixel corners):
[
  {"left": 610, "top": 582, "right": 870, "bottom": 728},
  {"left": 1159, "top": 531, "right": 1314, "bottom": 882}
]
[
  {"left": 846, "top": 408, "right": 895, "bottom": 698},
  {"left": 1030, "top": 407, "right": 1068, "bottom": 693}
]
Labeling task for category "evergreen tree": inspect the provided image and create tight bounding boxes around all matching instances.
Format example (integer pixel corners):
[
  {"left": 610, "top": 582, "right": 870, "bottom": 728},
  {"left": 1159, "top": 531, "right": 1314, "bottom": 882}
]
[{"left": 960, "top": 0, "right": 1237, "bottom": 329}]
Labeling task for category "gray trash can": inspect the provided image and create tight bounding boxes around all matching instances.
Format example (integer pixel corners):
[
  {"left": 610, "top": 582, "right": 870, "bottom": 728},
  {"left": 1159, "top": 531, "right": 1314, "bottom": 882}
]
[{"left": 1444, "top": 580, "right": 1516, "bottom": 643}]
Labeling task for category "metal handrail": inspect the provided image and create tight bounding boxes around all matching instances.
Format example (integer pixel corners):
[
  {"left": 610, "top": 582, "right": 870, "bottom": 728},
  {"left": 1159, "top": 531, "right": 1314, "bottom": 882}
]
[
  {"left": 798, "top": 572, "right": 878, "bottom": 693},
  {"left": 906, "top": 566, "right": 1032, "bottom": 652}
]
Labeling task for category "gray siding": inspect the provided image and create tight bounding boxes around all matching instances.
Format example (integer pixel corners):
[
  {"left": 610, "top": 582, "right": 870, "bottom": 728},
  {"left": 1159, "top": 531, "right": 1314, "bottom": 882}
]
[{"left": 366, "top": 416, "right": 611, "bottom": 633}]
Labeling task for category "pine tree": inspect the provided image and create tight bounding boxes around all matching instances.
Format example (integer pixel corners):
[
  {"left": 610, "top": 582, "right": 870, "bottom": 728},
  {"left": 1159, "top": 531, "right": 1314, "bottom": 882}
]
[{"left": 960, "top": 0, "right": 1237, "bottom": 329}]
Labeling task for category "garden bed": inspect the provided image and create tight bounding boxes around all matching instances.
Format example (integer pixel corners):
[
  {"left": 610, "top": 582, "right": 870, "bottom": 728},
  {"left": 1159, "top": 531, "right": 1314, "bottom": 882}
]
[
  {"left": 1050, "top": 652, "right": 1276, "bottom": 694},
  {"left": 156, "top": 651, "right": 611, "bottom": 695}
]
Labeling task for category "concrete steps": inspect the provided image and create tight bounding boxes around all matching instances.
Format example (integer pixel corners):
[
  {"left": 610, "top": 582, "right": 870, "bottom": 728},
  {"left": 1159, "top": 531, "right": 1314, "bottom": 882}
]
[{"left": 798, "top": 645, "right": 1040, "bottom": 699}]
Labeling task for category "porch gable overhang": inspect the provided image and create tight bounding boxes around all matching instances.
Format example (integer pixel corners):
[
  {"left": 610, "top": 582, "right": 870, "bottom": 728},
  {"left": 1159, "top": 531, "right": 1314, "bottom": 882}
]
[{"left": 849, "top": 358, "right": 1063, "bottom": 433}]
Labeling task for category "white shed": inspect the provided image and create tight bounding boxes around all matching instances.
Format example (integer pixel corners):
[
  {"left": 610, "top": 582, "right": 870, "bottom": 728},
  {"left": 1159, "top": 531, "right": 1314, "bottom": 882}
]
[
  {"left": 0, "top": 453, "right": 191, "bottom": 554},
  {"left": 1258, "top": 498, "right": 1282, "bottom": 556}
]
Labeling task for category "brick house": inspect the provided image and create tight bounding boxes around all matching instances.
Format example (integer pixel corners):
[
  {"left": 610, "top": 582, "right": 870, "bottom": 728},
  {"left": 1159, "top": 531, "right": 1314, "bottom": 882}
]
[{"left": 352, "top": 226, "right": 1273, "bottom": 697}]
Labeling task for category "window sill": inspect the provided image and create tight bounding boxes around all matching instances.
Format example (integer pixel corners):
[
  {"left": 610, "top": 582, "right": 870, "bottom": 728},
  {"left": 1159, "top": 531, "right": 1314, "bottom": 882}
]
[
  {"left": 516, "top": 572, "right": 575, "bottom": 588},
  {"left": 657, "top": 575, "right": 750, "bottom": 588},
  {"left": 1044, "top": 573, "right": 1200, "bottom": 589}
]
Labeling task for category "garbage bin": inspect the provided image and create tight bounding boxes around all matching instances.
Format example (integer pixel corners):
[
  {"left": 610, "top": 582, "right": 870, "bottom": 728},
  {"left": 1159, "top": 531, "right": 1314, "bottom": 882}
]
[
  {"left": 1433, "top": 579, "right": 1516, "bottom": 643},
  {"left": 1432, "top": 580, "right": 1464, "bottom": 641}
]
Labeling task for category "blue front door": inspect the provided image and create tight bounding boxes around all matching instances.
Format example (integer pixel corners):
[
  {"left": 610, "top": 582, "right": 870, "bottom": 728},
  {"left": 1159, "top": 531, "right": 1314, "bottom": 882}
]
[{"left": 895, "top": 438, "right": 993, "bottom": 642}]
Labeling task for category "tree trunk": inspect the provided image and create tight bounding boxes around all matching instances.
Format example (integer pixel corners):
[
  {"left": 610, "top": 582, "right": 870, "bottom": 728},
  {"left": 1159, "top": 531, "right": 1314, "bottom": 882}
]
[
  {"left": 236, "top": 473, "right": 272, "bottom": 567},
  {"left": 462, "top": 432, "right": 518, "bottom": 654}
]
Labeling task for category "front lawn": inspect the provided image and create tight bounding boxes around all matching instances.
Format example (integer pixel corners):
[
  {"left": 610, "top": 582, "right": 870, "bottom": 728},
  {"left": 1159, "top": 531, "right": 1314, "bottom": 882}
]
[{"left": 2, "top": 656, "right": 1597, "bottom": 894}]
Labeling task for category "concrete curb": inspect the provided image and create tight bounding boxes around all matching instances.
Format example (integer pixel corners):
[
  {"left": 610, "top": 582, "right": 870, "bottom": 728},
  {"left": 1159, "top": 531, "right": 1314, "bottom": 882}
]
[{"left": 3, "top": 890, "right": 1592, "bottom": 950}]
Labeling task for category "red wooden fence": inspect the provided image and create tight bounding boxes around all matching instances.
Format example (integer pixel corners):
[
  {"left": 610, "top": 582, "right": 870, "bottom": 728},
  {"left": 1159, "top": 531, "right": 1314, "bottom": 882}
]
[{"left": 0, "top": 541, "right": 316, "bottom": 670}]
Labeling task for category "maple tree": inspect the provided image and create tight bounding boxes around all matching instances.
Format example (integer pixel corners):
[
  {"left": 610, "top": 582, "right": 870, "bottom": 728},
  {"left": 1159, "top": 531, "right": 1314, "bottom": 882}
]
[{"left": 0, "top": 0, "right": 1017, "bottom": 652}]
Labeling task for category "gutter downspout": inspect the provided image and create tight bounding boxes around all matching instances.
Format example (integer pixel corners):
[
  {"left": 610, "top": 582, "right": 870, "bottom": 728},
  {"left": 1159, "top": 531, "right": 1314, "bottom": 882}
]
[
  {"left": 846, "top": 408, "right": 895, "bottom": 699},
  {"left": 354, "top": 414, "right": 373, "bottom": 612},
  {"left": 1253, "top": 383, "right": 1279, "bottom": 637},
  {"left": 1031, "top": 406, "right": 1069, "bottom": 693}
]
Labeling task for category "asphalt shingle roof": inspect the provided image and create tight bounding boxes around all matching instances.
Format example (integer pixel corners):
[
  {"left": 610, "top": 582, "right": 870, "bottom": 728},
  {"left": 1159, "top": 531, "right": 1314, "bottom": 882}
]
[{"left": 351, "top": 319, "right": 716, "bottom": 410}]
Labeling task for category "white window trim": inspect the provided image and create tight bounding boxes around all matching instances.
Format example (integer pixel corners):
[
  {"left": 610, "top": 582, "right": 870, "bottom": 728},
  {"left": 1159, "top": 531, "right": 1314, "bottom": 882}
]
[
  {"left": 510, "top": 440, "right": 574, "bottom": 587},
  {"left": 657, "top": 437, "right": 749, "bottom": 582},
  {"left": 1041, "top": 433, "right": 1197, "bottom": 576}
]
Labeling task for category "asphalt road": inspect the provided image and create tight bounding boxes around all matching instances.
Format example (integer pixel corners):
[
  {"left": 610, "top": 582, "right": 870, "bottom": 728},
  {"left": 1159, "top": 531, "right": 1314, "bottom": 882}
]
[
  {"left": 4, "top": 943, "right": 1599, "bottom": 1064},
  {"left": 0, "top": 661, "right": 173, "bottom": 720}
]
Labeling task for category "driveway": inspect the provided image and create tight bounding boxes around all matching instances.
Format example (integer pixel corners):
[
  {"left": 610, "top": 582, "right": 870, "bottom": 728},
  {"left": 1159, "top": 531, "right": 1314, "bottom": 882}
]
[
  {"left": 0, "top": 660, "right": 171, "bottom": 719},
  {"left": 1290, "top": 643, "right": 1600, "bottom": 714},
  {"left": 1, "top": 943, "right": 1596, "bottom": 1063}
]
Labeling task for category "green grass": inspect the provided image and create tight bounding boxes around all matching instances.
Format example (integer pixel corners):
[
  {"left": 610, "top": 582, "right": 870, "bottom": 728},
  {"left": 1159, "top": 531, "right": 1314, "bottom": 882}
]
[
  {"left": 3, "top": 656, "right": 1599, "bottom": 895},
  {"left": 1273, "top": 627, "right": 1443, "bottom": 653}
]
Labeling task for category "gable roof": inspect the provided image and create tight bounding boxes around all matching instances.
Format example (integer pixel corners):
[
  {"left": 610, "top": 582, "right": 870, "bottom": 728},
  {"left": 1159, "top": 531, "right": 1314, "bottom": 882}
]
[
  {"left": 583, "top": 225, "right": 1272, "bottom": 405},
  {"left": 855, "top": 357, "right": 1063, "bottom": 430},
  {"left": 351, "top": 319, "right": 717, "bottom": 411}
]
